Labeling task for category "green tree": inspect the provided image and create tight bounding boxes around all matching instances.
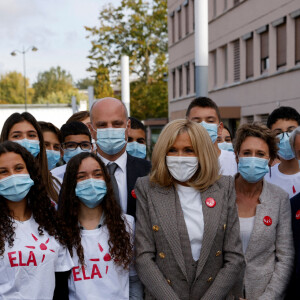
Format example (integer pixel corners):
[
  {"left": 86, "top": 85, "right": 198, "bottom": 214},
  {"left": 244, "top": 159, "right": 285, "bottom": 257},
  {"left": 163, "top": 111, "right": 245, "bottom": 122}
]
[
  {"left": 85, "top": 0, "right": 168, "bottom": 119},
  {"left": 76, "top": 77, "right": 95, "bottom": 90},
  {"left": 0, "top": 71, "right": 34, "bottom": 104},
  {"left": 32, "top": 66, "right": 78, "bottom": 104}
]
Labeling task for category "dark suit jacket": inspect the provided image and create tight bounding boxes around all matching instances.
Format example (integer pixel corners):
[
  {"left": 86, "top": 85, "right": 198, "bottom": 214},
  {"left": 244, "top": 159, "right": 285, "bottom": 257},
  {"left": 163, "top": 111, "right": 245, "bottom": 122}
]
[{"left": 126, "top": 153, "right": 151, "bottom": 218}]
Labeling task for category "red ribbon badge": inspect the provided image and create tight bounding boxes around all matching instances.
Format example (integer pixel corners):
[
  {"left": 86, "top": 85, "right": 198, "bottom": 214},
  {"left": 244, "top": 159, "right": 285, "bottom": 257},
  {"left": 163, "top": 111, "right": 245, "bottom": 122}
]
[
  {"left": 263, "top": 216, "right": 272, "bottom": 226},
  {"left": 205, "top": 197, "right": 216, "bottom": 208},
  {"left": 296, "top": 210, "right": 300, "bottom": 220},
  {"left": 131, "top": 189, "right": 137, "bottom": 199}
]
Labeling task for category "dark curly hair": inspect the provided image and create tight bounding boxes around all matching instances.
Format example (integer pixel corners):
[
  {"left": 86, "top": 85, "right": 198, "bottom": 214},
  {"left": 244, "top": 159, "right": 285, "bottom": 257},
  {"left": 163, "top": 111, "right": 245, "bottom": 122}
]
[
  {"left": 0, "top": 141, "right": 68, "bottom": 257},
  {"left": 0, "top": 112, "right": 59, "bottom": 202},
  {"left": 58, "top": 152, "right": 133, "bottom": 269}
]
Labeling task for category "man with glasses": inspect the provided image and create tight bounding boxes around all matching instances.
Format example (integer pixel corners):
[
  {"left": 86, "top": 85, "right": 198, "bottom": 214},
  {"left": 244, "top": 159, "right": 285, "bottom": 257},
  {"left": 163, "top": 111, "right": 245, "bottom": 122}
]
[
  {"left": 51, "top": 121, "right": 93, "bottom": 183},
  {"left": 265, "top": 106, "right": 300, "bottom": 198}
]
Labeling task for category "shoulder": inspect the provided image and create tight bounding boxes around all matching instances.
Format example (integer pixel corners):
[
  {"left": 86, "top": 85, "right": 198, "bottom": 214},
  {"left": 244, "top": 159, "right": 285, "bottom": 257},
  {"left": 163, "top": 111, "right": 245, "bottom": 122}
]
[
  {"left": 135, "top": 175, "right": 152, "bottom": 189},
  {"left": 127, "top": 154, "right": 151, "bottom": 170},
  {"left": 214, "top": 175, "right": 234, "bottom": 190},
  {"left": 263, "top": 179, "right": 289, "bottom": 200}
]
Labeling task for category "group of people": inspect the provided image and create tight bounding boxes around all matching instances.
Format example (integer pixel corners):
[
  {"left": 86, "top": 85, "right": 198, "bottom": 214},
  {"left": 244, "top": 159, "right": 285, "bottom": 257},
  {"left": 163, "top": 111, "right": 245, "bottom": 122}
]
[{"left": 0, "top": 96, "right": 299, "bottom": 300}]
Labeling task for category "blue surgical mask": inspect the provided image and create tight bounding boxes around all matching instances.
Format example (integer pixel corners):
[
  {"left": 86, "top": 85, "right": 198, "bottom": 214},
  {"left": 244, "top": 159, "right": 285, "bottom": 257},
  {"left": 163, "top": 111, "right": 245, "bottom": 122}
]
[
  {"left": 75, "top": 178, "right": 107, "bottom": 208},
  {"left": 0, "top": 174, "right": 34, "bottom": 202},
  {"left": 126, "top": 142, "right": 146, "bottom": 159},
  {"left": 46, "top": 150, "right": 61, "bottom": 170},
  {"left": 277, "top": 133, "right": 295, "bottom": 160},
  {"left": 238, "top": 157, "right": 269, "bottom": 183},
  {"left": 96, "top": 128, "right": 126, "bottom": 155},
  {"left": 14, "top": 139, "right": 40, "bottom": 157},
  {"left": 199, "top": 121, "right": 218, "bottom": 143},
  {"left": 218, "top": 142, "right": 234, "bottom": 152},
  {"left": 63, "top": 148, "right": 90, "bottom": 163}
]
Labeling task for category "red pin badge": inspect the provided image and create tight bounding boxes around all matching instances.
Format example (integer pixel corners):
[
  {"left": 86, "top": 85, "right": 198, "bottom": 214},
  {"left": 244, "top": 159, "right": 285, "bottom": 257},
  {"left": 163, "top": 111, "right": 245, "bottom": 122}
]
[
  {"left": 131, "top": 189, "right": 137, "bottom": 199},
  {"left": 205, "top": 197, "right": 216, "bottom": 208},
  {"left": 296, "top": 210, "right": 300, "bottom": 220},
  {"left": 263, "top": 216, "right": 272, "bottom": 226}
]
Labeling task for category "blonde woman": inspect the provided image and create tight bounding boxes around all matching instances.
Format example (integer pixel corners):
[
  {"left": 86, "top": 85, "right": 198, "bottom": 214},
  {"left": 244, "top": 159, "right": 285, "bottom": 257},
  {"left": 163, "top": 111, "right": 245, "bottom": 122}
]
[{"left": 134, "top": 119, "right": 244, "bottom": 300}]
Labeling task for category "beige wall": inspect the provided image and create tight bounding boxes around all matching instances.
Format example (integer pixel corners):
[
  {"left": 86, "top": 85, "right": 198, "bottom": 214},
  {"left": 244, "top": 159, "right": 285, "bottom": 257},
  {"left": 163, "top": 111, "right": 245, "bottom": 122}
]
[{"left": 168, "top": 0, "right": 300, "bottom": 122}]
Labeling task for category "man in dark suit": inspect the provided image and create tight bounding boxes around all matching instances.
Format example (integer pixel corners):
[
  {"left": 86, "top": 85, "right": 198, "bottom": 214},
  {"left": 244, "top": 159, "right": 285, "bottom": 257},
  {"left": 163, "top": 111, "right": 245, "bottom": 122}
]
[{"left": 89, "top": 97, "right": 151, "bottom": 219}]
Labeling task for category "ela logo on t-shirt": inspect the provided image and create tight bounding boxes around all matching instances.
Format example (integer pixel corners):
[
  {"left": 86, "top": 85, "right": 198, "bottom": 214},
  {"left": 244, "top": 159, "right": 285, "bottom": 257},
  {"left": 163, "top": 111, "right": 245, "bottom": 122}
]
[
  {"left": 7, "top": 233, "right": 55, "bottom": 267},
  {"left": 72, "top": 243, "right": 112, "bottom": 281}
]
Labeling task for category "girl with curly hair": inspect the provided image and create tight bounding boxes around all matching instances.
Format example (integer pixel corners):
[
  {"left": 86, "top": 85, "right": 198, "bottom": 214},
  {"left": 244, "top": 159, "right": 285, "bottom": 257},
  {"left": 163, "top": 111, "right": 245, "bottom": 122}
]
[
  {"left": 0, "top": 112, "right": 60, "bottom": 203},
  {"left": 0, "top": 141, "right": 73, "bottom": 299},
  {"left": 58, "top": 152, "right": 142, "bottom": 300}
]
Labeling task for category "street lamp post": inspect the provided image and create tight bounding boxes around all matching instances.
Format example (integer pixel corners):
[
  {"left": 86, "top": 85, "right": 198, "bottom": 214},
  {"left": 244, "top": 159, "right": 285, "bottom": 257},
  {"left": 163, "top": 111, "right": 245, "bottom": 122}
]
[{"left": 11, "top": 46, "right": 38, "bottom": 111}]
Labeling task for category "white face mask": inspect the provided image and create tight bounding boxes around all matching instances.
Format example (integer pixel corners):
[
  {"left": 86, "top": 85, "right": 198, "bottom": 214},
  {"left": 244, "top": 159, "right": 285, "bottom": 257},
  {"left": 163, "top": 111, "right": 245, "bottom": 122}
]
[{"left": 166, "top": 156, "right": 199, "bottom": 182}]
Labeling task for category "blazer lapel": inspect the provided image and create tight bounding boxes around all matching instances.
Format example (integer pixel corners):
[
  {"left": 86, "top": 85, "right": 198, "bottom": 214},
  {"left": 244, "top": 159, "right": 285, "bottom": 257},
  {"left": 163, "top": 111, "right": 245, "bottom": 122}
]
[
  {"left": 126, "top": 155, "right": 136, "bottom": 214},
  {"left": 195, "top": 184, "right": 223, "bottom": 278},
  {"left": 152, "top": 185, "right": 188, "bottom": 280}
]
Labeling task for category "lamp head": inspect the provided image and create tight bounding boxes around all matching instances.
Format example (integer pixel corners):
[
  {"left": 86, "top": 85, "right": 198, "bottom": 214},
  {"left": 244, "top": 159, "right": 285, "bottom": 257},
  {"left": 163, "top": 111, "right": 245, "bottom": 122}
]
[
  {"left": 32, "top": 47, "right": 38, "bottom": 52},
  {"left": 10, "top": 51, "right": 17, "bottom": 56}
]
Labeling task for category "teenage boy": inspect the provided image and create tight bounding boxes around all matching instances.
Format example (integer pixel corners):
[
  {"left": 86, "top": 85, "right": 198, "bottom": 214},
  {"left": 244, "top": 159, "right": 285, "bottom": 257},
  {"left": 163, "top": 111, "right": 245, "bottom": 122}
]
[
  {"left": 265, "top": 106, "right": 300, "bottom": 198},
  {"left": 51, "top": 121, "right": 93, "bottom": 183},
  {"left": 126, "top": 117, "right": 147, "bottom": 159},
  {"left": 186, "top": 97, "right": 237, "bottom": 176}
]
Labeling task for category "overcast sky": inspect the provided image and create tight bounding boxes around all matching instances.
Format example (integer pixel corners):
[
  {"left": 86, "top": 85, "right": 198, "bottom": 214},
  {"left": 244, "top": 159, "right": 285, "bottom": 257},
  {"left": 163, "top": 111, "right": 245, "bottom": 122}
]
[{"left": 0, "top": 0, "right": 121, "bottom": 85}]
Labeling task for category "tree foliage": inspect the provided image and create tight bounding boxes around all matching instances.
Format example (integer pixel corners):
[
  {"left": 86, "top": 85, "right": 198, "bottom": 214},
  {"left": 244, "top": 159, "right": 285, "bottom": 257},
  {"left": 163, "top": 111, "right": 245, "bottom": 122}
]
[
  {"left": 32, "top": 66, "right": 78, "bottom": 104},
  {"left": 85, "top": 0, "right": 168, "bottom": 119},
  {"left": 76, "top": 77, "right": 95, "bottom": 90},
  {"left": 0, "top": 72, "right": 34, "bottom": 104}
]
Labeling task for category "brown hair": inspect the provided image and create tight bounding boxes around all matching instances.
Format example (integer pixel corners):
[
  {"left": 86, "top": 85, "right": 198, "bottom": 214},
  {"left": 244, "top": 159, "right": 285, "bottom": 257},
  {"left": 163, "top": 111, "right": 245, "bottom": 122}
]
[
  {"left": 150, "top": 119, "right": 220, "bottom": 191},
  {"left": 234, "top": 123, "right": 278, "bottom": 162},
  {"left": 0, "top": 113, "right": 59, "bottom": 202},
  {"left": 66, "top": 111, "right": 90, "bottom": 124},
  {"left": 58, "top": 152, "right": 133, "bottom": 269}
]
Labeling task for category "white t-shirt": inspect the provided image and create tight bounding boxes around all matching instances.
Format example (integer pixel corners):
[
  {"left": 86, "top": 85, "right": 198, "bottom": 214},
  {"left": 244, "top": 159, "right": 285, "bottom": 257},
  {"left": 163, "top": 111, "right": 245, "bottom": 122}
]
[
  {"left": 176, "top": 184, "right": 204, "bottom": 261},
  {"left": 264, "top": 163, "right": 300, "bottom": 198},
  {"left": 219, "top": 149, "right": 237, "bottom": 177},
  {"left": 68, "top": 214, "right": 135, "bottom": 300},
  {"left": 239, "top": 216, "right": 255, "bottom": 254},
  {"left": 0, "top": 215, "right": 74, "bottom": 299},
  {"left": 51, "top": 164, "right": 67, "bottom": 184}
]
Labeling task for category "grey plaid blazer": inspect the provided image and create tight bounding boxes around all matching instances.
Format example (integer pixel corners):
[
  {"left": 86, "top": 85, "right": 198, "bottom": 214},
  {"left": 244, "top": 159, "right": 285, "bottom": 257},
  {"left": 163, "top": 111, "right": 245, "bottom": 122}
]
[
  {"left": 232, "top": 180, "right": 294, "bottom": 300},
  {"left": 134, "top": 175, "right": 245, "bottom": 300}
]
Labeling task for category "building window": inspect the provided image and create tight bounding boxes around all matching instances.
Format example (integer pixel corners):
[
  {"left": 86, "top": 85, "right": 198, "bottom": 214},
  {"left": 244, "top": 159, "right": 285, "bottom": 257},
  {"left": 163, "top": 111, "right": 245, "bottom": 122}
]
[
  {"left": 177, "top": 7, "right": 182, "bottom": 40},
  {"left": 276, "top": 21, "right": 287, "bottom": 68},
  {"left": 184, "top": 0, "right": 189, "bottom": 35},
  {"left": 192, "top": 0, "right": 195, "bottom": 31},
  {"left": 178, "top": 67, "right": 183, "bottom": 97},
  {"left": 172, "top": 70, "right": 176, "bottom": 99},
  {"left": 233, "top": 39, "right": 240, "bottom": 82},
  {"left": 224, "top": 0, "right": 228, "bottom": 11},
  {"left": 296, "top": 16, "right": 300, "bottom": 63},
  {"left": 260, "top": 29, "right": 269, "bottom": 73},
  {"left": 223, "top": 45, "right": 228, "bottom": 83},
  {"left": 260, "top": 114, "right": 269, "bottom": 125},
  {"left": 171, "top": 13, "right": 175, "bottom": 44},
  {"left": 234, "top": 0, "right": 239, "bottom": 6},
  {"left": 193, "top": 62, "right": 196, "bottom": 93},
  {"left": 212, "top": 51, "right": 217, "bottom": 86},
  {"left": 185, "top": 62, "right": 190, "bottom": 95},
  {"left": 213, "top": 0, "right": 217, "bottom": 17},
  {"left": 246, "top": 116, "right": 254, "bottom": 124},
  {"left": 246, "top": 35, "right": 254, "bottom": 78}
]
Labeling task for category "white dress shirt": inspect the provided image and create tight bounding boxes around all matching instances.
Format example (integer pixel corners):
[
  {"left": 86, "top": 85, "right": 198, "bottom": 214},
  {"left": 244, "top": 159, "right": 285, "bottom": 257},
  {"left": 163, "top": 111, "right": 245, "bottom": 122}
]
[
  {"left": 176, "top": 183, "right": 204, "bottom": 261},
  {"left": 98, "top": 151, "right": 128, "bottom": 213}
]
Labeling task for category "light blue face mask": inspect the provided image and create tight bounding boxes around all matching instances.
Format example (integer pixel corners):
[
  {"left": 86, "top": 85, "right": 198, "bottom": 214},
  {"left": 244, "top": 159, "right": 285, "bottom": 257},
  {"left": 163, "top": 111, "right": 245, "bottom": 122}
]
[
  {"left": 75, "top": 178, "right": 107, "bottom": 209},
  {"left": 96, "top": 128, "right": 126, "bottom": 155},
  {"left": 199, "top": 121, "right": 218, "bottom": 143},
  {"left": 238, "top": 157, "right": 269, "bottom": 183},
  {"left": 63, "top": 148, "right": 90, "bottom": 163},
  {"left": 218, "top": 142, "right": 234, "bottom": 152},
  {"left": 126, "top": 142, "right": 146, "bottom": 159},
  {"left": 46, "top": 150, "right": 61, "bottom": 170},
  {"left": 0, "top": 174, "right": 34, "bottom": 202},
  {"left": 14, "top": 139, "right": 40, "bottom": 157},
  {"left": 277, "top": 132, "right": 295, "bottom": 160}
]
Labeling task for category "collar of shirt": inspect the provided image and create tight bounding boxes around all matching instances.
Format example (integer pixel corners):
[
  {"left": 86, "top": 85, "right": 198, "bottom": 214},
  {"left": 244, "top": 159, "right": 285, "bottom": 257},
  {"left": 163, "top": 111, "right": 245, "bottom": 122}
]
[
  {"left": 98, "top": 150, "right": 127, "bottom": 174},
  {"left": 79, "top": 212, "right": 106, "bottom": 230}
]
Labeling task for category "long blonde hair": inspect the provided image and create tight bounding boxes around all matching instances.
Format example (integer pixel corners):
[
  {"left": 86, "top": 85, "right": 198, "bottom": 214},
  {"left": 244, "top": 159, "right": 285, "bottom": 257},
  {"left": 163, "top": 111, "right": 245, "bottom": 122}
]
[{"left": 150, "top": 119, "right": 220, "bottom": 191}]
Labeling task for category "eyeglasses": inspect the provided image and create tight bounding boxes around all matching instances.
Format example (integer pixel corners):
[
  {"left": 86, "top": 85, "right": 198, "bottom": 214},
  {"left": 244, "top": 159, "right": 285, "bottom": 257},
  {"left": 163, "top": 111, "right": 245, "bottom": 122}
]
[{"left": 61, "top": 142, "right": 92, "bottom": 151}]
